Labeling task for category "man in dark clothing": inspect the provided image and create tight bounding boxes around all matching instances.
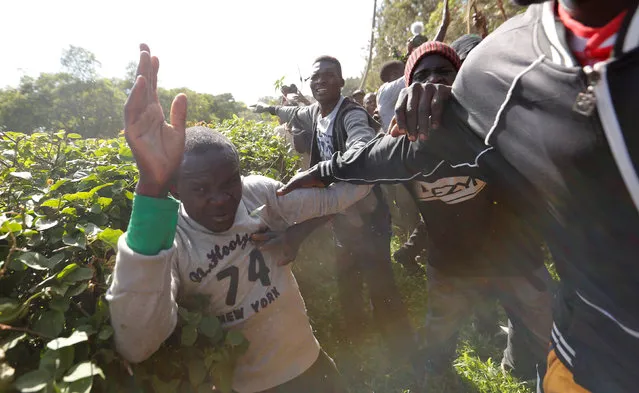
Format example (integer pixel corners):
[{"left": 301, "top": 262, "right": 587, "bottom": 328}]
[
  {"left": 278, "top": 1, "right": 639, "bottom": 391},
  {"left": 253, "top": 56, "right": 413, "bottom": 362}
]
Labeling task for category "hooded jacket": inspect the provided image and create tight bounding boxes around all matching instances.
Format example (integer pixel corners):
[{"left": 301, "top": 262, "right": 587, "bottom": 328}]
[{"left": 314, "top": 2, "right": 639, "bottom": 390}]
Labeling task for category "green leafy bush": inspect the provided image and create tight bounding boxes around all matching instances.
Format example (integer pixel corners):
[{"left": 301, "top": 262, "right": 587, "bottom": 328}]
[{"left": 0, "top": 120, "right": 299, "bottom": 393}]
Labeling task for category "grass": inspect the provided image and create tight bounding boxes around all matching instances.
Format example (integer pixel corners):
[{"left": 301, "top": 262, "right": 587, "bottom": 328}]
[{"left": 292, "top": 226, "right": 535, "bottom": 393}]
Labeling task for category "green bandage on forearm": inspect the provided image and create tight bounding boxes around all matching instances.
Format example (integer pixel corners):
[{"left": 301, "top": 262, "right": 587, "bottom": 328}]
[{"left": 126, "top": 194, "right": 180, "bottom": 256}]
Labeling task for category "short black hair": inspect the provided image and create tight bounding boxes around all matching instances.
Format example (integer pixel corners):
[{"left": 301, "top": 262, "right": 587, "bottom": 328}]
[
  {"left": 380, "top": 60, "right": 405, "bottom": 83},
  {"left": 352, "top": 89, "right": 365, "bottom": 97},
  {"left": 313, "top": 55, "right": 342, "bottom": 78},
  {"left": 450, "top": 34, "right": 482, "bottom": 63},
  {"left": 184, "top": 126, "right": 239, "bottom": 164}
]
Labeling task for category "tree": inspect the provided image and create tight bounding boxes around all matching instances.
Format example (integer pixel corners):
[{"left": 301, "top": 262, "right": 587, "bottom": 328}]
[
  {"left": 365, "top": 0, "right": 526, "bottom": 92},
  {"left": 60, "top": 45, "right": 101, "bottom": 82},
  {"left": 343, "top": 77, "right": 363, "bottom": 96},
  {"left": 0, "top": 48, "right": 248, "bottom": 137}
]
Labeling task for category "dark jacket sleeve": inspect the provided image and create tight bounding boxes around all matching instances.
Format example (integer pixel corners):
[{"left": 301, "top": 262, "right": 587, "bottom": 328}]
[{"left": 317, "top": 101, "right": 490, "bottom": 185}]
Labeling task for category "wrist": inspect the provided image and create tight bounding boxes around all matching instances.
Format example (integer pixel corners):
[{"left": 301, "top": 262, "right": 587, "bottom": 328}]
[{"left": 135, "top": 179, "right": 170, "bottom": 199}]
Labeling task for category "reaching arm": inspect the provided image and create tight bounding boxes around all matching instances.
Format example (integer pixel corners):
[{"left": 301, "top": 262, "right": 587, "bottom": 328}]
[
  {"left": 272, "top": 105, "right": 316, "bottom": 133},
  {"left": 251, "top": 215, "right": 333, "bottom": 266},
  {"left": 340, "top": 108, "right": 378, "bottom": 161},
  {"left": 243, "top": 175, "right": 373, "bottom": 229},
  {"left": 107, "top": 195, "right": 181, "bottom": 363}
]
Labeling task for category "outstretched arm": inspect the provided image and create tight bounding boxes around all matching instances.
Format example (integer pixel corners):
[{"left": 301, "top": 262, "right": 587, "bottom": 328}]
[
  {"left": 253, "top": 104, "right": 315, "bottom": 133},
  {"left": 107, "top": 44, "right": 186, "bottom": 363}
]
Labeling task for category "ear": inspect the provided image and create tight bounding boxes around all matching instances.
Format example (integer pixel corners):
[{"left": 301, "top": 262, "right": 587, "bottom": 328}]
[{"left": 339, "top": 77, "right": 345, "bottom": 88}]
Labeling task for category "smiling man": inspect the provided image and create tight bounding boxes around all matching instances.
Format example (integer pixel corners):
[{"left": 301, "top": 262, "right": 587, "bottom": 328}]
[{"left": 253, "top": 56, "right": 414, "bottom": 363}]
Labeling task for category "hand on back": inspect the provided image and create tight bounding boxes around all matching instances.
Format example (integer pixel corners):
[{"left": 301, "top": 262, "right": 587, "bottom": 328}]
[{"left": 124, "top": 44, "right": 187, "bottom": 198}]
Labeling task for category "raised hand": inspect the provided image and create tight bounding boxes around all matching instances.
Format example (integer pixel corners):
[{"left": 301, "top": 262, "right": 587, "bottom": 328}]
[
  {"left": 124, "top": 44, "right": 187, "bottom": 198},
  {"left": 390, "top": 83, "right": 452, "bottom": 141}
]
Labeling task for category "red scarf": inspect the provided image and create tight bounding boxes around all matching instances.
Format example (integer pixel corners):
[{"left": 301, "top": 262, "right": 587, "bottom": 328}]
[{"left": 558, "top": 4, "right": 627, "bottom": 66}]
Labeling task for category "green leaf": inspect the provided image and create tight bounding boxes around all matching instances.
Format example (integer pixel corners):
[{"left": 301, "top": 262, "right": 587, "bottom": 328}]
[
  {"left": 57, "top": 264, "right": 93, "bottom": 283},
  {"left": 97, "top": 325, "right": 113, "bottom": 341},
  {"left": 97, "top": 228, "right": 122, "bottom": 250},
  {"left": 49, "top": 179, "right": 69, "bottom": 192},
  {"left": 62, "top": 233, "right": 86, "bottom": 249},
  {"left": 97, "top": 197, "right": 112, "bottom": 209},
  {"left": 1, "top": 220, "right": 22, "bottom": 234},
  {"left": 181, "top": 325, "right": 198, "bottom": 347},
  {"left": 33, "top": 310, "right": 65, "bottom": 337},
  {"left": 60, "top": 207, "right": 77, "bottom": 216},
  {"left": 46, "top": 331, "right": 88, "bottom": 350},
  {"left": 40, "top": 199, "right": 62, "bottom": 209},
  {"left": 0, "top": 360, "right": 15, "bottom": 391},
  {"left": 16, "top": 252, "right": 51, "bottom": 270},
  {"left": 62, "top": 361, "right": 104, "bottom": 382},
  {"left": 151, "top": 376, "right": 181, "bottom": 393},
  {"left": 78, "top": 223, "right": 100, "bottom": 237},
  {"left": 225, "top": 330, "right": 245, "bottom": 347},
  {"left": 199, "top": 315, "right": 222, "bottom": 340},
  {"left": 49, "top": 296, "right": 70, "bottom": 312},
  {"left": 117, "top": 145, "right": 133, "bottom": 159},
  {"left": 66, "top": 133, "right": 82, "bottom": 139},
  {"left": 188, "top": 359, "right": 207, "bottom": 387},
  {"left": 13, "top": 369, "right": 49, "bottom": 392},
  {"left": 66, "top": 282, "right": 89, "bottom": 298},
  {"left": 1, "top": 333, "right": 26, "bottom": 351},
  {"left": 39, "top": 346, "right": 74, "bottom": 380},
  {"left": 57, "top": 377, "right": 92, "bottom": 393},
  {"left": 47, "top": 253, "right": 66, "bottom": 268},
  {"left": 9, "top": 171, "right": 32, "bottom": 180},
  {"left": 63, "top": 192, "right": 92, "bottom": 203},
  {"left": 34, "top": 218, "right": 59, "bottom": 231}
]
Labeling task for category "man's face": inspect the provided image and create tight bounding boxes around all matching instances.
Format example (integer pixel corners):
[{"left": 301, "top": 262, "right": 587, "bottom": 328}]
[
  {"left": 411, "top": 54, "right": 458, "bottom": 86},
  {"left": 364, "top": 94, "right": 376, "bottom": 115},
  {"left": 177, "top": 151, "right": 242, "bottom": 233},
  {"left": 309, "top": 61, "right": 344, "bottom": 106}
]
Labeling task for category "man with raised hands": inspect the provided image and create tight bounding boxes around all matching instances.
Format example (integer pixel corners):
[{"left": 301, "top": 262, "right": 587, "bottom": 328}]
[{"left": 106, "top": 44, "right": 376, "bottom": 393}]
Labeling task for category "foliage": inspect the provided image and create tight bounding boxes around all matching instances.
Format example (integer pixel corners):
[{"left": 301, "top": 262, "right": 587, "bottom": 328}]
[
  {"left": 0, "top": 119, "right": 300, "bottom": 393},
  {"left": 366, "top": 0, "right": 526, "bottom": 92},
  {"left": 0, "top": 47, "right": 248, "bottom": 138},
  {"left": 342, "top": 77, "right": 363, "bottom": 97},
  {"left": 60, "top": 46, "right": 102, "bottom": 82}
]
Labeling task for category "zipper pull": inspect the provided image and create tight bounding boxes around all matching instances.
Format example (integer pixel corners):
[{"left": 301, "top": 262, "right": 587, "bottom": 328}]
[{"left": 573, "top": 65, "right": 601, "bottom": 116}]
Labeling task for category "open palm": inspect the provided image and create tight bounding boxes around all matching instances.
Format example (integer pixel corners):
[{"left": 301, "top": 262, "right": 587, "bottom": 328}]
[{"left": 124, "top": 44, "right": 187, "bottom": 197}]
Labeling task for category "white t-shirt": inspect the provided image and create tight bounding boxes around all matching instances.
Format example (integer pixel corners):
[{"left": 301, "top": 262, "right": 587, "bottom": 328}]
[
  {"left": 108, "top": 176, "right": 373, "bottom": 393},
  {"left": 316, "top": 96, "right": 345, "bottom": 161},
  {"left": 376, "top": 76, "right": 405, "bottom": 132}
]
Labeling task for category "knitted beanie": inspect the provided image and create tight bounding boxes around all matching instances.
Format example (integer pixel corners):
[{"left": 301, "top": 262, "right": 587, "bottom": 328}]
[{"left": 404, "top": 41, "right": 462, "bottom": 86}]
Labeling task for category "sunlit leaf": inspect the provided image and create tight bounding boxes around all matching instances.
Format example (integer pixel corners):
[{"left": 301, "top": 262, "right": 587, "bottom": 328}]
[
  {"left": 34, "top": 218, "right": 59, "bottom": 231},
  {"left": 62, "top": 361, "right": 104, "bottom": 382},
  {"left": 9, "top": 172, "right": 32, "bottom": 180},
  {"left": 47, "top": 331, "right": 89, "bottom": 350},
  {"left": 13, "top": 369, "right": 49, "bottom": 392}
]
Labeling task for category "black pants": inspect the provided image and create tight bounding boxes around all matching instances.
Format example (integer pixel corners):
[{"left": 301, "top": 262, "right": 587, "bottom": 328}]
[{"left": 332, "top": 194, "right": 414, "bottom": 359}]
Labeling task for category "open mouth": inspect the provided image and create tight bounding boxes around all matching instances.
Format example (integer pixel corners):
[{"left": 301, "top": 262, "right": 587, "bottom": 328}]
[
  {"left": 210, "top": 213, "right": 233, "bottom": 223},
  {"left": 315, "top": 88, "right": 328, "bottom": 94}
]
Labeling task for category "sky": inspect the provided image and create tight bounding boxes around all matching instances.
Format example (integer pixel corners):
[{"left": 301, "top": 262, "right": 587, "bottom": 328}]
[{"left": 1, "top": 0, "right": 376, "bottom": 105}]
